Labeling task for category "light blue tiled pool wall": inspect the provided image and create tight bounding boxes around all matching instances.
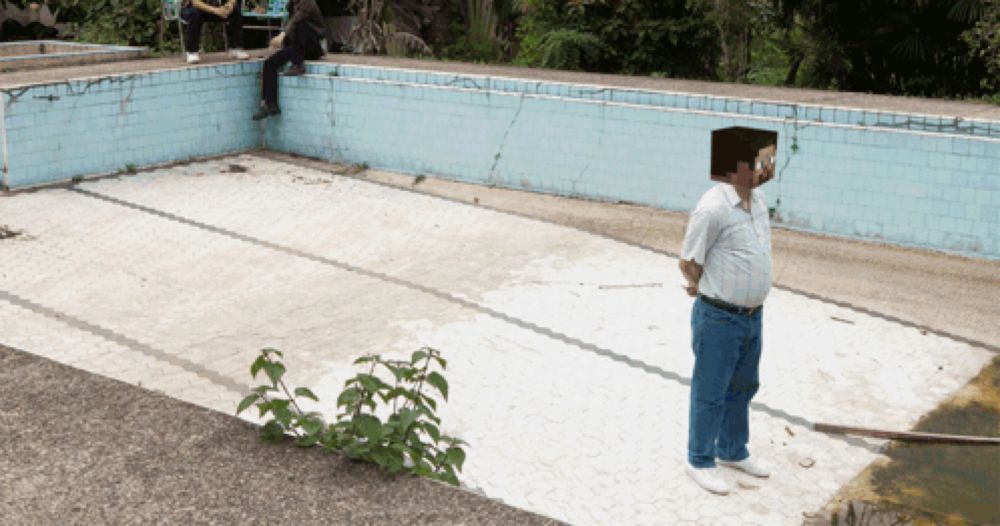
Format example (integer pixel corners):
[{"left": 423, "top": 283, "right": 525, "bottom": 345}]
[
  {"left": 2, "top": 60, "right": 996, "bottom": 257},
  {"left": 1, "top": 62, "right": 260, "bottom": 189},
  {"left": 264, "top": 64, "right": 1000, "bottom": 258}
]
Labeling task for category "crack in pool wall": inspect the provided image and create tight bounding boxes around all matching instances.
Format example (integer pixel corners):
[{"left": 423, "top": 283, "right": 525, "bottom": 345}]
[
  {"left": 570, "top": 102, "right": 608, "bottom": 196},
  {"left": 119, "top": 77, "right": 136, "bottom": 114},
  {"left": 1, "top": 63, "right": 261, "bottom": 188},
  {"left": 487, "top": 93, "right": 525, "bottom": 186}
]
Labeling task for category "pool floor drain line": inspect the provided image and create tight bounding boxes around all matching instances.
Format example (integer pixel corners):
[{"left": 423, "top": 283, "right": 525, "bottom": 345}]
[
  {"left": 262, "top": 151, "right": 999, "bottom": 356},
  {"left": 67, "top": 184, "right": 882, "bottom": 453},
  {"left": 0, "top": 289, "right": 246, "bottom": 395}
]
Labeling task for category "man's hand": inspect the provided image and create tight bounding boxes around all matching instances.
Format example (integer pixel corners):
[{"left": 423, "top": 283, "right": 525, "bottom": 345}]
[
  {"left": 270, "top": 32, "right": 286, "bottom": 49},
  {"left": 213, "top": 1, "right": 236, "bottom": 17},
  {"left": 678, "top": 258, "right": 703, "bottom": 298}
]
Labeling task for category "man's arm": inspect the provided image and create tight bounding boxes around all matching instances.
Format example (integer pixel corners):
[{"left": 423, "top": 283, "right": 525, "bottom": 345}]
[
  {"left": 678, "top": 206, "right": 720, "bottom": 298},
  {"left": 679, "top": 259, "right": 702, "bottom": 297}
]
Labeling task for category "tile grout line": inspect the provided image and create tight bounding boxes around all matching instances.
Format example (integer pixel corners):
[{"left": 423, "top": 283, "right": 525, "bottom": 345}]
[{"left": 0, "top": 289, "right": 246, "bottom": 395}]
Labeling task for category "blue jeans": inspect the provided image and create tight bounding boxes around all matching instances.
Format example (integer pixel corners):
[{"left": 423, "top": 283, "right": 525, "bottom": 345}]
[{"left": 687, "top": 297, "right": 762, "bottom": 468}]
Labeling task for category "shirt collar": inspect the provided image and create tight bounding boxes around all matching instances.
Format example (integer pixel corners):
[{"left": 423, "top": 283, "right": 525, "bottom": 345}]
[
  {"left": 720, "top": 182, "right": 762, "bottom": 210},
  {"left": 720, "top": 183, "right": 743, "bottom": 208}
]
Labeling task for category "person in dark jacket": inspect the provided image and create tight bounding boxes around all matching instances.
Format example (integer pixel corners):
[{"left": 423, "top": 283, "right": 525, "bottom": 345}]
[{"left": 252, "top": 0, "right": 325, "bottom": 120}]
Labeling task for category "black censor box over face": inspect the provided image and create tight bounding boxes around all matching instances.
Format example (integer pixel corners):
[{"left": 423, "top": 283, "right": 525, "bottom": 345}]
[{"left": 710, "top": 127, "right": 778, "bottom": 190}]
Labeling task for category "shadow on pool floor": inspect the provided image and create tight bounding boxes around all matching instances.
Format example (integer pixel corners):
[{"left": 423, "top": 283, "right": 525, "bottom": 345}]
[{"left": 815, "top": 356, "right": 1000, "bottom": 525}]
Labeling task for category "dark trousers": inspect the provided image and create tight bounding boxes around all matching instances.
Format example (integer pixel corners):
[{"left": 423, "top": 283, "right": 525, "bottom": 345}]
[
  {"left": 261, "top": 31, "right": 323, "bottom": 106},
  {"left": 182, "top": 1, "right": 244, "bottom": 52}
]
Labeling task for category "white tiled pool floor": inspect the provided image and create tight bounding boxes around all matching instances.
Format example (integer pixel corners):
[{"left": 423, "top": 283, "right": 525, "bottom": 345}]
[{"left": 0, "top": 154, "right": 992, "bottom": 525}]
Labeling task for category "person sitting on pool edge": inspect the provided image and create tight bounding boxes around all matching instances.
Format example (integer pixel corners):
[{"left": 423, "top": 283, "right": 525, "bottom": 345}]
[
  {"left": 252, "top": 0, "right": 325, "bottom": 121},
  {"left": 182, "top": 0, "right": 251, "bottom": 64}
]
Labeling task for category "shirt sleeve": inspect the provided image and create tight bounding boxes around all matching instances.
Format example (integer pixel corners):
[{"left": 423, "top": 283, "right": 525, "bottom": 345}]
[{"left": 681, "top": 207, "right": 721, "bottom": 265}]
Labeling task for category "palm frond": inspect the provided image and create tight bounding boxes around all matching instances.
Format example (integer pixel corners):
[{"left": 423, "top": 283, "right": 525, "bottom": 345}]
[{"left": 948, "top": 0, "right": 985, "bottom": 23}]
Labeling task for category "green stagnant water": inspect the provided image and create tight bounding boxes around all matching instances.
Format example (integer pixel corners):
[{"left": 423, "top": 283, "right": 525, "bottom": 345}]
[{"left": 821, "top": 357, "right": 999, "bottom": 525}]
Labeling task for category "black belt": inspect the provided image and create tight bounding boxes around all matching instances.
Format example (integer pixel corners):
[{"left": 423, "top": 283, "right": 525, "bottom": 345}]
[{"left": 699, "top": 294, "right": 761, "bottom": 316}]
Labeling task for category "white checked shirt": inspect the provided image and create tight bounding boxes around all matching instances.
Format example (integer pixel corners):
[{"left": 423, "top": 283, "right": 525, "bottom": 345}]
[{"left": 681, "top": 183, "right": 772, "bottom": 308}]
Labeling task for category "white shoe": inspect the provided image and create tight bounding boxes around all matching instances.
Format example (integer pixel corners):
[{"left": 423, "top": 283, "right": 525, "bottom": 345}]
[
  {"left": 229, "top": 48, "right": 250, "bottom": 60},
  {"left": 719, "top": 456, "right": 770, "bottom": 478},
  {"left": 685, "top": 464, "right": 730, "bottom": 495},
  {"left": 185, "top": 52, "right": 201, "bottom": 64}
]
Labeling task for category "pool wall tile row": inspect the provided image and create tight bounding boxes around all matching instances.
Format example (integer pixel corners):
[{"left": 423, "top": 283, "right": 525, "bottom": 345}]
[
  {"left": 263, "top": 64, "right": 1000, "bottom": 258},
  {"left": 2, "top": 60, "right": 997, "bottom": 258},
  {"left": 1, "top": 62, "right": 260, "bottom": 188},
  {"left": 317, "top": 64, "right": 1000, "bottom": 139}
]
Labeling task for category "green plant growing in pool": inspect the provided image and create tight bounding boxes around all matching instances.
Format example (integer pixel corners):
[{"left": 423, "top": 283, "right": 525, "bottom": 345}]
[{"left": 237, "top": 347, "right": 467, "bottom": 486}]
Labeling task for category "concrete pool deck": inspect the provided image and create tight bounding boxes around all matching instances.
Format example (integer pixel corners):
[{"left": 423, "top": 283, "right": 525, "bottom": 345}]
[{"left": 1, "top": 152, "right": 995, "bottom": 525}]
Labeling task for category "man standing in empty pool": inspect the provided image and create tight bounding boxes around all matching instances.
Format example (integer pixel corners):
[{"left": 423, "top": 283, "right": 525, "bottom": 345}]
[{"left": 678, "top": 127, "right": 777, "bottom": 495}]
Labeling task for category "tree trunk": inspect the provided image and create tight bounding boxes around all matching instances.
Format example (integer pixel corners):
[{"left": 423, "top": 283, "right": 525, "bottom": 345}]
[
  {"left": 785, "top": 54, "right": 803, "bottom": 85},
  {"left": 742, "top": 26, "right": 752, "bottom": 82}
]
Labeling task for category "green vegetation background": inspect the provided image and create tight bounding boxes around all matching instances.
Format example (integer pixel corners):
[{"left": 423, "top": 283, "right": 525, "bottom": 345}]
[{"left": 4, "top": 0, "right": 997, "bottom": 102}]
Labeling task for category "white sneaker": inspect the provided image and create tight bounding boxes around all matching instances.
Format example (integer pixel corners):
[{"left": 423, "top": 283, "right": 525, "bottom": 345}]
[
  {"left": 719, "top": 457, "right": 770, "bottom": 478},
  {"left": 185, "top": 52, "right": 201, "bottom": 64},
  {"left": 229, "top": 48, "right": 250, "bottom": 60},
  {"left": 685, "top": 464, "right": 730, "bottom": 495}
]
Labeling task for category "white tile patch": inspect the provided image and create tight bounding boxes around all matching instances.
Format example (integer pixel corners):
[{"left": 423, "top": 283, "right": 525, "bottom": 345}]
[{"left": 0, "top": 154, "right": 992, "bottom": 525}]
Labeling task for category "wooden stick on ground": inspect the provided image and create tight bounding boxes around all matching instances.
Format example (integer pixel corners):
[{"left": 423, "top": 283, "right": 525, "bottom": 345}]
[{"left": 814, "top": 423, "right": 1000, "bottom": 446}]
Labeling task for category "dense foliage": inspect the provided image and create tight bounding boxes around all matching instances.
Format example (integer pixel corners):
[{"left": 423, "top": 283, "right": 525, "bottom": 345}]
[
  {"left": 2, "top": 0, "right": 996, "bottom": 100},
  {"left": 963, "top": 0, "right": 1000, "bottom": 93},
  {"left": 774, "top": 0, "right": 995, "bottom": 98},
  {"left": 515, "top": 0, "right": 719, "bottom": 78}
]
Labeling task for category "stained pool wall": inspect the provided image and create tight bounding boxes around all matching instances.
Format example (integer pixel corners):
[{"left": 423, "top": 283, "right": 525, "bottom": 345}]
[
  {"left": 1, "top": 62, "right": 259, "bottom": 189},
  {"left": 2, "top": 60, "right": 998, "bottom": 257},
  {"left": 264, "top": 64, "right": 1000, "bottom": 258}
]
